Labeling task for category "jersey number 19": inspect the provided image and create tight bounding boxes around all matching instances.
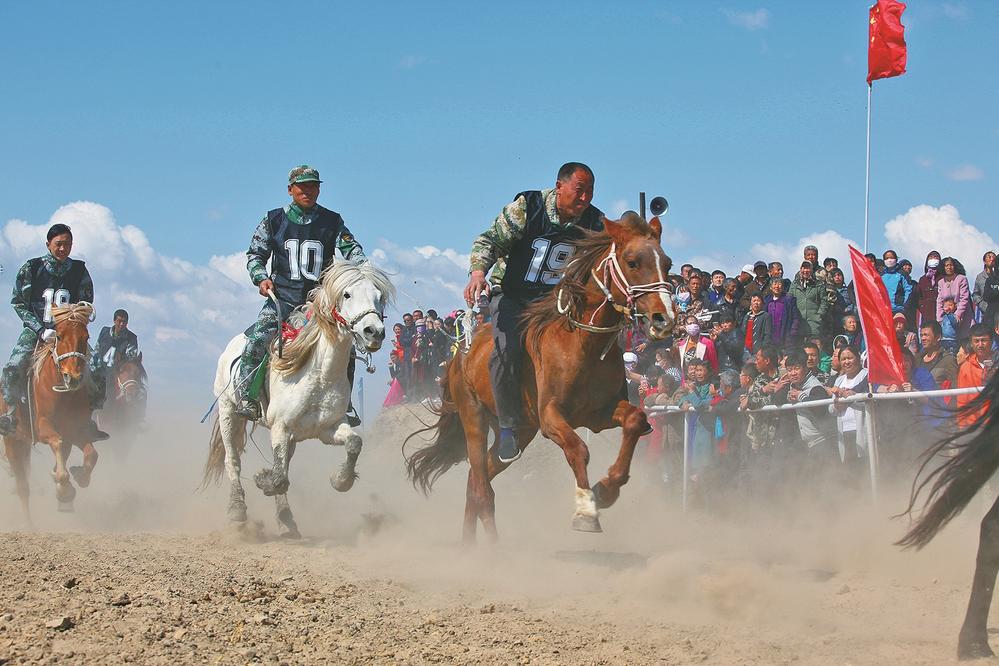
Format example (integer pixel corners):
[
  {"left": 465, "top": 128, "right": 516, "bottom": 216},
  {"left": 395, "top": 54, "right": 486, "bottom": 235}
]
[
  {"left": 42, "top": 288, "right": 70, "bottom": 324},
  {"left": 524, "top": 238, "right": 574, "bottom": 285}
]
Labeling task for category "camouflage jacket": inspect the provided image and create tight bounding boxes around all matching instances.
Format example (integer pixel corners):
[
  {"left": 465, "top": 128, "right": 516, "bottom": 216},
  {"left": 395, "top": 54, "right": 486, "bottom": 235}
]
[
  {"left": 246, "top": 203, "right": 366, "bottom": 286},
  {"left": 11, "top": 254, "right": 94, "bottom": 334},
  {"left": 470, "top": 188, "right": 582, "bottom": 287}
]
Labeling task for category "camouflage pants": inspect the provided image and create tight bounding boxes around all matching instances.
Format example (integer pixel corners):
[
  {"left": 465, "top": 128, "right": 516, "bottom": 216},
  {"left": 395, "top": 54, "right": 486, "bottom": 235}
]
[
  {"left": 236, "top": 300, "right": 281, "bottom": 402},
  {"left": 1, "top": 328, "right": 38, "bottom": 409}
]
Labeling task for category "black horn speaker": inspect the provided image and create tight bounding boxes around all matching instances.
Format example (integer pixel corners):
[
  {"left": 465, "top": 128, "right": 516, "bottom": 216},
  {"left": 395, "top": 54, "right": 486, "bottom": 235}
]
[{"left": 649, "top": 196, "right": 669, "bottom": 216}]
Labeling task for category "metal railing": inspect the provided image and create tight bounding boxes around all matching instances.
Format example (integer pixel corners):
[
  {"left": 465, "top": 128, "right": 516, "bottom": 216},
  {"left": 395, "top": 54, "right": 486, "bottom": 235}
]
[{"left": 645, "top": 385, "right": 984, "bottom": 510}]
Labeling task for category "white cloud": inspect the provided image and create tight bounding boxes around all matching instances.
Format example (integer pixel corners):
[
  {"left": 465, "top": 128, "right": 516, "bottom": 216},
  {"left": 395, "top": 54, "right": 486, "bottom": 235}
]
[
  {"left": 915, "top": 156, "right": 933, "bottom": 168},
  {"left": 610, "top": 199, "right": 629, "bottom": 218},
  {"left": 941, "top": 3, "right": 968, "bottom": 19},
  {"left": 948, "top": 164, "right": 984, "bottom": 181},
  {"left": 722, "top": 8, "right": 769, "bottom": 31},
  {"left": 208, "top": 251, "right": 249, "bottom": 285},
  {"left": 749, "top": 229, "right": 860, "bottom": 278},
  {"left": 884, "top": 204, "right": 995, "bottom": 270}
]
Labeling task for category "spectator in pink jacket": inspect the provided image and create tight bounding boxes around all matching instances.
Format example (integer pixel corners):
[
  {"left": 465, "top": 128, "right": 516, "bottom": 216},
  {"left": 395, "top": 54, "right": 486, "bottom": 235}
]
[{"left": 936, "top": 256, "right": 972, "bottom": 337}]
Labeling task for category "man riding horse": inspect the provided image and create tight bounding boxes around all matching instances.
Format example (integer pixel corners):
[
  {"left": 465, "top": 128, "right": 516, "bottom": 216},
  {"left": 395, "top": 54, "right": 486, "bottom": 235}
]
[
  {"left": 463, "top": 162, "right": 605, "bottom": 463},
  {"left": 0, "top": 223, "right": 107, "bottom": 441},
  {"left": 234, "top": 165, "right": 366, "bottom": 424},
  {"left": 91, "top": 308, "right": 140, "bottom": 408}
]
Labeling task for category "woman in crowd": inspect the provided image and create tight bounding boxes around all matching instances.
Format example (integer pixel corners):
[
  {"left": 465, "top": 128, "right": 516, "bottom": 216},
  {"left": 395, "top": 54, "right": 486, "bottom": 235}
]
[
  {"left": 677, "top": 314, "right": 719, "bottom": 376},
  {"left": 936, "top": 256, "right": 972, "bottom": 338},
  {"left": 826, "top": 345, "right": 868, "bottom": 482},
  {"left": 911, "top": 250, "right": 941, "bottom": 329}
]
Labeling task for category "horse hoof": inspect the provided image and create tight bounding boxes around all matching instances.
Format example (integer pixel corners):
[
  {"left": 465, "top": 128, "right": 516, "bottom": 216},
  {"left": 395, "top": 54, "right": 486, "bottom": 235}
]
[
  {"left": 279, "top": 526, "right": 302, "bottom": 540},
  {"left": 957, "top": 637, "right": 994, "bottom": 660},
  {"left": 330, "top": 469, "right": 358, "bottom": 493},
  {"left": 571, "top": 513, "right": 603, "bottom": 533},
  {"left": 57, "top": 500, "right": 75, "bottom": 513},
  {"left": 227, "top": 504, "right": 248, "bottom": 524},
  {"left": 70, "top": 466, "right": 91, "bottom": 488},
  {"left": 254, "top": 470, "right": 289, "bottom": 497},
  {"left": 591, "top": 482, "right": 620, "bottom": 509}
]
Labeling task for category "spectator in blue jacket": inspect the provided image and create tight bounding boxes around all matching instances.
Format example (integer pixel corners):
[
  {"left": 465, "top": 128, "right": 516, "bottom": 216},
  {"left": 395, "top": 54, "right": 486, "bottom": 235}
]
[{"left": 881, "top": 249, "right": 912, "bottom": 315}]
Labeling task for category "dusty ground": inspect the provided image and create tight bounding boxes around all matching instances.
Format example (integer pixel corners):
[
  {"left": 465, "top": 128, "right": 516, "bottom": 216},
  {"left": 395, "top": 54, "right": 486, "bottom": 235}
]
[{"left": 1, "top": 403, "right": 998, "bottom": 664}]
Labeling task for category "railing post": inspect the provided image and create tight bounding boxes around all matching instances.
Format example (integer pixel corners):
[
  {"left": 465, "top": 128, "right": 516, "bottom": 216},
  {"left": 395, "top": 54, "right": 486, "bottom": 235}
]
[
  {"left": 864, "top": 395, "right": 879, "bottom": 505},
  {"left": 682, "top": 410, "right": 690, "bottom": 512}
]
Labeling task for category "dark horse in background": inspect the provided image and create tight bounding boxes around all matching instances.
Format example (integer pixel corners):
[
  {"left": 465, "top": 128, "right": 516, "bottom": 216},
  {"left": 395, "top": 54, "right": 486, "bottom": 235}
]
[
  {"left": 900, "top": 370, "right": 999, "bottom": 659},
  {"left": 406, "top": 212, "right": 677, "bottom": 541},
  {"left": 97, "top": 354, "right": 147, "bottom": 459}
]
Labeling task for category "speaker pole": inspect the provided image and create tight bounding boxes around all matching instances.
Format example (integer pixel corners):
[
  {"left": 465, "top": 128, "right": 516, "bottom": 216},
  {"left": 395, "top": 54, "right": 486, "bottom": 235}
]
[{"left": 639, "top": 191, "right": 646, "bottom": 221}]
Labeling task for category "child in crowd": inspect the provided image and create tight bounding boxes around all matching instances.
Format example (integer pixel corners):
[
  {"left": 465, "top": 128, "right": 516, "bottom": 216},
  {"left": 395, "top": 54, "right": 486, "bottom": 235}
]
[{"left": 940, "top": 296, "right": 959, "bottom": 353}]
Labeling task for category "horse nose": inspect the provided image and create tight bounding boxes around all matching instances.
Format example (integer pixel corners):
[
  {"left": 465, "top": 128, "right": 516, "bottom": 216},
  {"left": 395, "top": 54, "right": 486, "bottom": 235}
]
[
  {"left": 365, "top": 325, "right": 385, "bottom": 341},
  {"left": 649, "top": 313, "right": 670, "bottom": 337}
]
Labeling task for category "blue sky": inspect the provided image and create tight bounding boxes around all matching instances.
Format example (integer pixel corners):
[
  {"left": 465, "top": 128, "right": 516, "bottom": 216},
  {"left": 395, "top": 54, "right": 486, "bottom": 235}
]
[{"left": 0, "top": 1, "right": 995, "bottom": 407}]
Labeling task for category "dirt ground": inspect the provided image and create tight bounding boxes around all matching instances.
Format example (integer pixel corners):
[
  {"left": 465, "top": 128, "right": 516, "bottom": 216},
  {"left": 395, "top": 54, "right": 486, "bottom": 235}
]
[{"left": 2, "top": 402, "right": 998, "bottom": 665}]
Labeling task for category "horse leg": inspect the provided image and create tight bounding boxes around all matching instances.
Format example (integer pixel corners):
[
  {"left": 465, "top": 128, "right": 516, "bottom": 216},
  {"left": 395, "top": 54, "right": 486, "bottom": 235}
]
[
  {"left": 275, "top": 442, "right": 301, "bottom": 539},
  {"left": 591, "top": 400, "right": 648, "bottom": 510},
  {"left": 48, "top": 438, "right": 76, "bottom": 512},
  {"left": 4, "top": 436, "right": 31, "bottom": 523},
  {"left": 70, "top": 442, "right": 99, "bottom": 488},
  {"left": 958, "top": 495, "right": 999, "bottom": 659},
  {"left": 540, "top": 403, "right": 600, "bottom": 533},
  {"left": 460, "top": 406, "right": 491, "bottom": 545},
  {"left": 255, "top": 427, "right": 291, "bottom": 497},
  {"left": 218, "top": 409, "right": 248, "bottom": 523},
  {"left": 329, "top": 422, "right": 361, "bottom": 493}
]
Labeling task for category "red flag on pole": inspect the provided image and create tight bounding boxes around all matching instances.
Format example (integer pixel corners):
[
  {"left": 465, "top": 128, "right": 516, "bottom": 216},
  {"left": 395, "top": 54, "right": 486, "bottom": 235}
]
[
  {"left": 849, "top": 245, "right": 905, "bottom": 386},
  {"left": 868, "top": 0, "right": 907, "bottom": 84}
]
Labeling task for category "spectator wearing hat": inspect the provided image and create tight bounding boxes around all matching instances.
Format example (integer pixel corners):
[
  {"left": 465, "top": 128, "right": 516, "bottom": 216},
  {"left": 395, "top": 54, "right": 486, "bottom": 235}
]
[
  {"left": 881, "top": 249, "right": 911, "bottom": 315},
  {"left": 752, "top": 260, "right": 770, "bottom": 291},
  {"left": 894, "top": 312, "right": 918, "bottom": 355},
  {"left": 736, "top": 264, "right": 759, "bottom": 311}
]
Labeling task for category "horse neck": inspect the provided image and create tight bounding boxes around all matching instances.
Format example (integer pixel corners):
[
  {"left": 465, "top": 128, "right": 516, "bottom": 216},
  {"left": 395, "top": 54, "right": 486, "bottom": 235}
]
[{"left": 309, "top": 322, "right": 353, "bottom": 381}]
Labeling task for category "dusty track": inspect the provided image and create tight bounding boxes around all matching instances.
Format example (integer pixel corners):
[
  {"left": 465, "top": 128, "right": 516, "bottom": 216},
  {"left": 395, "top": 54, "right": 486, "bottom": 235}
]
[{"left": 0, "top": 404, "right": 995, "bottom": 664}]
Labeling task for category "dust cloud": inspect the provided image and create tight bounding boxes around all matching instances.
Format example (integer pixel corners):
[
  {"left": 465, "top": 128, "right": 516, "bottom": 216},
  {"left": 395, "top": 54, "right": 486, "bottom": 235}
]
[{"left": 0, "top": 395, "right": 991, "bottom": 664}]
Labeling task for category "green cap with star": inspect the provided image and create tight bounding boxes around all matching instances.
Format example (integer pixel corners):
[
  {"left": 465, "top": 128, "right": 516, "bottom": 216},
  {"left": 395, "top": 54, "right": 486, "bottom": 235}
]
[{"left": 288, "top": 165, "right": 322, "bottom": 184}]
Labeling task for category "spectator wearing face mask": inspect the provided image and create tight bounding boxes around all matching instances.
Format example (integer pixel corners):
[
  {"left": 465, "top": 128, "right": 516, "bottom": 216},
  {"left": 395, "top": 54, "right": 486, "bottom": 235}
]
[
  {"left": 677, "top": 314, "right": 719, "bottom": 376},
  {"left": 913, "top": 251, "right": 941, "bottom": 328},
  {"left": 881, "top": 249, "right": 912, "bottom": 315}
]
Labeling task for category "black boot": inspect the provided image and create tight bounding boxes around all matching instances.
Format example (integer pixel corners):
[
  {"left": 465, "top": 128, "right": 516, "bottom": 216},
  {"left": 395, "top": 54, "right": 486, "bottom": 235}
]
[
  {"left": 345, "top": 404, "right": 361, "bottom": 428},
  {"left": 234, "top": 399, "right": 261, "bottom": 421},
  {"left": 85, "top": 419, "right": 110, "bottom": 442},
  {"left": 0, "top": 406, "right": 17, "bottom": 436}
]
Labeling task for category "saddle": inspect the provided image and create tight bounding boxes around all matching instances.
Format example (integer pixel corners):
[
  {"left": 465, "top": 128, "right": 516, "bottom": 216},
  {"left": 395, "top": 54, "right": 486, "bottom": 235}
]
[{"left": 245, "top": 312, "right": 310, "bottom": 402}]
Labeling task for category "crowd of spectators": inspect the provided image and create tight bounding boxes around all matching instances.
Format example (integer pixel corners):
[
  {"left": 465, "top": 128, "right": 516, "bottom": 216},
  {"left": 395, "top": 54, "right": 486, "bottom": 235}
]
[{"left": 625, "top": 246, "right": 999, "bottom": 505}]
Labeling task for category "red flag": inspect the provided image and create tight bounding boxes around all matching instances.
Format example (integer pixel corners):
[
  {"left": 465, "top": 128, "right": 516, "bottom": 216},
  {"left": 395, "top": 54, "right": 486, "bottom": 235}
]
[
  {"left": 849, "top": 246, "right": 905, "bottom": 386},
  {"left": 868, "top": 0, "right": 907, "bottom": 84}
]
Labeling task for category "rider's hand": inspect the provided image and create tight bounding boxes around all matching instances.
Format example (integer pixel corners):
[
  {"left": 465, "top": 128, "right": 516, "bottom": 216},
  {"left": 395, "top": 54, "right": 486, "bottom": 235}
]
[
  {"left": 463, "top": 270, "right": 490, "bottom": 308},
  {"left": 258, "top": 279, "right": 275, "bottom": 298},
  {"left": 40, "top": 328, "right": 56, "bottom": 342}
]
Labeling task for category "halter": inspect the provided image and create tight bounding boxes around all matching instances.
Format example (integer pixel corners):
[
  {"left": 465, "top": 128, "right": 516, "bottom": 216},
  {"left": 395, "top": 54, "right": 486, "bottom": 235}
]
[
  {"left": 330, "top": 305, "right": 383, "bottom": 374},
  {"left": 50, "top": 337, "right": 88, "bottom": 393},
  {"left": 116, "top": 376, "right": 147, "bottom": 402}
]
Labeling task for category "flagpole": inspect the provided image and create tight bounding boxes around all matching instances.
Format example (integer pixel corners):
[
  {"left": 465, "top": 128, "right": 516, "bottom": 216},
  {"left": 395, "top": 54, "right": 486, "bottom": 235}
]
[{"left": 864, "top": 82, "right": 872, "bottom": 253}]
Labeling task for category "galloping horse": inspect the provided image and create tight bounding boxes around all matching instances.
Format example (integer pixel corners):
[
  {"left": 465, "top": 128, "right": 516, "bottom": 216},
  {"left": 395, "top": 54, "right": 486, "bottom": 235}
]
[
  {"left": 1, "top": 302, "right": 100, "bottom": 516},
  {"left": 202, "top": 262, "right": 393, "bottom": 538},
  {"left": 898, "top": 371, "right": 999, "bottom": 659},
  {"left": 98, "top": 354, "right": 147, "bottom": 457},
  {"left": 406, "top": 212, "right": 676, "bottom": 541}
]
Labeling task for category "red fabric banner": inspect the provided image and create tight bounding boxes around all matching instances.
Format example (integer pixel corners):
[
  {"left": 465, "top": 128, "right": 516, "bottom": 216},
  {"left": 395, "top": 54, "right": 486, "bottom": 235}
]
[
  {"left": 849, "top": 246, "right": 905, "bottom": 386},
  {"left": 868, "top": 0, "right": 907, "bottom": 84}
]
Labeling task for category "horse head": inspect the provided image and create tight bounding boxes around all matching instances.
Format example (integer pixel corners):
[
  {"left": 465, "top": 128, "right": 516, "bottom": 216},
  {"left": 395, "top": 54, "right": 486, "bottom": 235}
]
[
  {"left": 42, "top": 302, "right": 94, "bottom": 392},
  {"left": 601, "top": 212, "right": 677, "bottom": 340},
  {"left": 115, "top": 353, "right": 147, "bottom": 403},
  {"left": 315, "top": 262, "right": 396, "bottom": 353}
]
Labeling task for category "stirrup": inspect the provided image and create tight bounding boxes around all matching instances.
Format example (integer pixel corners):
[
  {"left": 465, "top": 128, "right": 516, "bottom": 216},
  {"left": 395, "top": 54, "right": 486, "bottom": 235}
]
[
  {"left": 0, "top": 410, "right": 17, "bottom": 436},
  {"left": 497, "top": 427, "right": 521, "bottom": 464},
  {"left": 345, "top": 406, "right": 361, "bottom": 428},
  {"left": 235, "top": 399, "right": 261, "bottom": 421}
]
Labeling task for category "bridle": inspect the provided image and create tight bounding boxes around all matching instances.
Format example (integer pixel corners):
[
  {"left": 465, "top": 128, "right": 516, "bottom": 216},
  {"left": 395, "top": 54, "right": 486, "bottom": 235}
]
[
  {"left": 556, "top": 241, "right": 674, "bottom": 336},
  {"left": 50, "top": 335, "right": 89, "bottom": 393},
  {"left": 330, "top": 304, "right": 384, "bottom": 374}
]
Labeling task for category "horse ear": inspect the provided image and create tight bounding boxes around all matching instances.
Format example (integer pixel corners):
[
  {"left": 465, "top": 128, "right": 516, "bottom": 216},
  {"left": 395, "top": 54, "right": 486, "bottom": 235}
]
[
  {"left": 648, "top": 216, "right": 663, "bottom": 242},
  {"left": 602, "top": 216, "right": 627, "bottom": 244},
  {"left": 137, "top": 352, "right": 142, "bottom": 363}
]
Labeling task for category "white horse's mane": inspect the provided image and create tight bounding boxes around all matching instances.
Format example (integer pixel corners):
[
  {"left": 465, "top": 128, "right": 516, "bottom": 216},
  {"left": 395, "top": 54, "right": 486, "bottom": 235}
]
[{"left": 271, "top": 262, "right": 394, "bottom": 376}]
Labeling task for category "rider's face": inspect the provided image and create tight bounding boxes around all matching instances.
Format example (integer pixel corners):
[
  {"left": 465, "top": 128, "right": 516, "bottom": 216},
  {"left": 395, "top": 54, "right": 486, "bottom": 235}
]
[
  {"left": 113, "top": 315, "right": 127, "bottom": 334},
  {"left": 554, "top": 169, "right": 594, "bottom": 220},
  {"left": 288, "top": 181, "right": 320, "bottom": 209},
  {"left": 47, "top": 233, "right": 73, "bottom": 262}
]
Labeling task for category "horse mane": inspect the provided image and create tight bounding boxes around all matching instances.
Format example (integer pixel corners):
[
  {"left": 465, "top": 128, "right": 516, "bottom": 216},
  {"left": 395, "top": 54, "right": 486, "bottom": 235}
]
[
  {"left": 31, "top": 302, "right": 94, "bottom": 377},
  {"left": 521, "top": 212, "right": 654, "bottom": 356},
  {"left": 271, "top": 262, "right": 395, "bottom": 377}
]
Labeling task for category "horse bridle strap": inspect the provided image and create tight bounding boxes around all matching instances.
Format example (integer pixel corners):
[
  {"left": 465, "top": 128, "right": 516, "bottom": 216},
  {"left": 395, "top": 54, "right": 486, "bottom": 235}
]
[
  {"left": 331, "top": 306, "right": 382, "bottom": 374},
  {"left": 49, "top": 337, "right": 88, "bottom": 393}
]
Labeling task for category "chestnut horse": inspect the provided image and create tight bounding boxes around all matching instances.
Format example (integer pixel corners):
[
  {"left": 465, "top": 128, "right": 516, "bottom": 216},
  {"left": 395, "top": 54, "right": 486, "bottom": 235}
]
[
  {"left": 1, "top": 302, "right": 99, "bottom": 516},
  {"left": 98, "top": 354, "right": 147, "bottom": 458},
  {"left": 406, "top": 212, "right": 676, "bottom": 541}
]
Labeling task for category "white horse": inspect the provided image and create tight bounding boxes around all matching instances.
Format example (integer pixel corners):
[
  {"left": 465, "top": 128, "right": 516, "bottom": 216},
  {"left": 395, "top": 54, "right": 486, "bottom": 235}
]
[{"left": 202, "top": 262, "right": 394, "bottom": 538}]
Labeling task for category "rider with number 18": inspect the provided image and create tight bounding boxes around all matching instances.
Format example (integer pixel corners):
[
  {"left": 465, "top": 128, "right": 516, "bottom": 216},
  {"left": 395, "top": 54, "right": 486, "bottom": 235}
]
[
  {"left": 463, "top": 162, "right": 604, "bottom": 464},
  {"left": 234, "top": 165, "right": 367, "bottom": 423},
  {"left": 0, "top": 223, "right": 107, "bottom": 440}
]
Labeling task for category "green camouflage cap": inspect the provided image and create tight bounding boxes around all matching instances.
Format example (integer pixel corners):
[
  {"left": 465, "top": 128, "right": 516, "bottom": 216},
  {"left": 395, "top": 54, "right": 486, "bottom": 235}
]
[{"left": 288, "top": 165, "right": 322, "bottom": 184}]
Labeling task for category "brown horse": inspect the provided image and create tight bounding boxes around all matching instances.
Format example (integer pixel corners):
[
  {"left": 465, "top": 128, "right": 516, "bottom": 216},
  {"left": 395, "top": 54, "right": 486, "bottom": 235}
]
[
  {"left": 406, "top": 212, "right": 676, "bottom": 541},
  {"left": 98, "top": 354, "right": 147, "bottom": 458},
  {"left": 1, "top": 303, "right": 99, "bottom": 516}
]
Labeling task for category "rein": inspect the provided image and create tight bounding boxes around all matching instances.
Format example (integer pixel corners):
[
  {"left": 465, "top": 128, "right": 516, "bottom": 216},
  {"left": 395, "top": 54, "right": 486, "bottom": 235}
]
[
  {"left": 50, "top": 337, "right": 91, "bottom": 393},
  {"left": 330, "top": 306, "right": 382, "bottom": 374}
]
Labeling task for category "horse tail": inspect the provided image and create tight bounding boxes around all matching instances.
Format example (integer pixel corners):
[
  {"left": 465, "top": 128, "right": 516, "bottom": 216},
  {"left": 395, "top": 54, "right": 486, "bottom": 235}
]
[
  {"left": 201, "top": 413, "right": 245, "bottom": 489},
  {"left": 405, "top": 355, "right": 468, "bottom": 495},
  {"left": 898, "top": 372, "right": 999, "bottom": 549}
]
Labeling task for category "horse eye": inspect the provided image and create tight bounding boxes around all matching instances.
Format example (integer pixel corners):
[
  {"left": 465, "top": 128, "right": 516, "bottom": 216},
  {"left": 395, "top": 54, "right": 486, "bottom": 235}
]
[
  {"left": 627, "top": 260, "right": 638, "bottom": 269},
  {"left": 344, "top": 292, "right": 351, "bottom": 299}
]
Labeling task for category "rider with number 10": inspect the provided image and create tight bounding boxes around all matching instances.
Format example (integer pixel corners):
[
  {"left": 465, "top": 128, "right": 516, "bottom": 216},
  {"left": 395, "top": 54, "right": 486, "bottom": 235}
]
[
  {"left": 463, "top": 162, "right": 604, "bottom": 463},
  {"left": 0, "top": 223, "right": 107, "bottom": 440},
  {"left": 234, "top": 165, "right": 367, "bottom": 422}
]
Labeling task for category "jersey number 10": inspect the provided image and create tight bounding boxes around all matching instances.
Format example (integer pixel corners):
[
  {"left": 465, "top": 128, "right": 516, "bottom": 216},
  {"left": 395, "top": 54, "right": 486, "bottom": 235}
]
[{"left": 284, "top": 240, "right": 325, "bottom": 281}]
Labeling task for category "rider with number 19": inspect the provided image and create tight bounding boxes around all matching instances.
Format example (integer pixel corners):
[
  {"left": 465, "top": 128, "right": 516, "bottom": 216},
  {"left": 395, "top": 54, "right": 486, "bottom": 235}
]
[
  {"left": 234, "top": 165, "right": 367, "bottom": 422},
  {"left": 0, "top": 223, "right": 107, "bottom": 440},
  {"left": 463, "top": 163, "right": 603, "bottom": 463}
]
